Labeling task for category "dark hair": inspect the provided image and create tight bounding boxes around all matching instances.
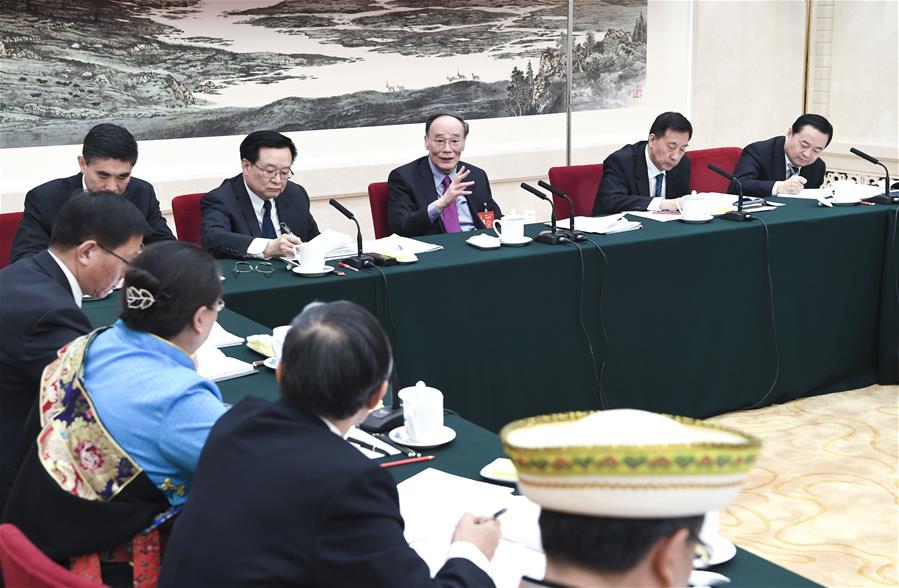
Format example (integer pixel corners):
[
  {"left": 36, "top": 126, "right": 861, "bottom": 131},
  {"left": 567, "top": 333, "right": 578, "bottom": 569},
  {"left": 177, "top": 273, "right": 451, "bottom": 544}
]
[
  {"left": 239, "top": 130, "right": 297, "bottom": 164},
  {"left": 82, "top": 123, "right": 139, "bottom": 165},
  {"left": 791, "top": 113, "right": 833, "bottom": 146},
  {"left": 279, "top": 301, "right": 392, "bottom": 421},
  {"left": 648, "top": 112, "right": 693, "bottom": 140},
  {"left": 120, "top": 241, "right": 222, "bottom": 339},
  {"left": 425, "top": 111, "right": 470, "bottom": 138},
  {"left": 539, "top": 510, "right": 704, "bottom": 574},
  {"left": 49, "top": 192, "right": 150, "bottom": 251}
]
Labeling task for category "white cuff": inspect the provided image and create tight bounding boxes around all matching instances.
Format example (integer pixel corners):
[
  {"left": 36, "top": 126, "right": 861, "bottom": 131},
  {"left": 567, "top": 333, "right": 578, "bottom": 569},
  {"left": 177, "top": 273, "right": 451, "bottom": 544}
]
[
  {"left": 647, "top": 197, "right": 663, "bottom": 211},
  {"left": 771, "top": 182, "right": 780, "bottom": 196},
  {"left": 246, "top": 238, "right": 271, "bottom": 258},
  {"left": 446, "top": 541, "right": 492, "bottom": 577}
]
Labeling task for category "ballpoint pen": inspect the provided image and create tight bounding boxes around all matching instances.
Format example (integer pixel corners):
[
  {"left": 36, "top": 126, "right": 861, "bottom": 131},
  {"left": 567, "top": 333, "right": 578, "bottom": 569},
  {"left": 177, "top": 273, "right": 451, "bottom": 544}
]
[{"left": 347, "top": 438, "right": 390, "bottom": 457}]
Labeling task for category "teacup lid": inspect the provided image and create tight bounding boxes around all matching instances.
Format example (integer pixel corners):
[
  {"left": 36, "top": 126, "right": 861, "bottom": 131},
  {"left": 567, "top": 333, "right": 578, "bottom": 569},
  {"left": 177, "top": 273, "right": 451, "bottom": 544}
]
[{"left": 399, "top": 380, "right": 442, "bottom": 397}]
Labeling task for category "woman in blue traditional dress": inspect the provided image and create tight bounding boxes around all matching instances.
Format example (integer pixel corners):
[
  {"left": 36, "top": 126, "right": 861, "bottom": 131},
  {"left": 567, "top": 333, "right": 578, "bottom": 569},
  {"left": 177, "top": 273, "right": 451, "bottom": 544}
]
[{"left": 3, "top": 241, "right": 228, "bottom": 586}]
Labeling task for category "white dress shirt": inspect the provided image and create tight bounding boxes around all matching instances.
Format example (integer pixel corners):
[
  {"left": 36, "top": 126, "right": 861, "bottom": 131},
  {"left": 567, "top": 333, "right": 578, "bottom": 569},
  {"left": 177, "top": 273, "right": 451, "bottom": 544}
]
[
  {"left": 47, "top": 250, "right": 83, "bottom": 307},
  {"left": 244, "top": 179, "right": 282, "bottom": 258},
  {"left": 645, "top": 146, "right": 667, "bottom": 212}
]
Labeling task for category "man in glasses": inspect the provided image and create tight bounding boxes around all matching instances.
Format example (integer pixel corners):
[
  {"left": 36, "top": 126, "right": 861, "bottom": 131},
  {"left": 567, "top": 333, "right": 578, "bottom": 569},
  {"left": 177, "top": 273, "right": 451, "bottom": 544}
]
[
  {"left": 0, "top": 192, "right": 148, "bottom": 513},
  {"left": 10, "top": 123, "right": 174, "bottom": 264},
  {"left": 202, "top": 130, "right": 321, "bottom": 259}
]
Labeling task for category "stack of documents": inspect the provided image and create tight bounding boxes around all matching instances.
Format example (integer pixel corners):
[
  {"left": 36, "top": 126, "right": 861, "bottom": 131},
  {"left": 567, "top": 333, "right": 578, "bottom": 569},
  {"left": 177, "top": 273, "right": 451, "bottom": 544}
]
[
  {"left": 195, "top": 341, "right": 255, "bottom": 382},
  {"left": 345, "top": 426, "right": 400, "bottom": 458},
  {"left": 398, "top": 468, "right": 546, "bottom": 587},
  {"left": 206, "top": 321, "right": 244, "bottom": 348},
  {"left": 550, "top": 213, "right": 642, "bottom": 234}
]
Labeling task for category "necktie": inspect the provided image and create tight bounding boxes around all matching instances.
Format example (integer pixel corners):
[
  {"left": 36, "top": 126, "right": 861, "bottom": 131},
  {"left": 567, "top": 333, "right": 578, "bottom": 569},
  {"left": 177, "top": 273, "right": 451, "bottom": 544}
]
[
  {"left": 261, "top": 200, "right": 277, "bottom": 239},
  {"left": 440, "top": 175, "right": 461, "bottom": 234},
  {"left": 654, "top": 173, "right": 664, "bottom": 198},
  {"left": 786, "top": 163, "right": 799, "bottom": 179}
]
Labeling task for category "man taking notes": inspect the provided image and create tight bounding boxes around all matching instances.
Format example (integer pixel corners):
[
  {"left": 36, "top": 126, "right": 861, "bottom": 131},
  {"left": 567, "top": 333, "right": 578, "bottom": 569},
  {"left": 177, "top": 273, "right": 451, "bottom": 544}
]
[
  {"left": 201, "top": 130, "right": 320, "bottom": 259},
  {"left": 10, "top": 123, "right": 174, "bottom": 263},
  {"left": 388, "top": 111, "right": 502, "bottom": 237},
  {"left": 160, "top": 301, "right": 500, "bottom": 587},
  {"left": 730, "top": 113, "right": 833, "bottom": 197},
  {"left": 592, "top": 112, "right": 693, "bottom": 215}
]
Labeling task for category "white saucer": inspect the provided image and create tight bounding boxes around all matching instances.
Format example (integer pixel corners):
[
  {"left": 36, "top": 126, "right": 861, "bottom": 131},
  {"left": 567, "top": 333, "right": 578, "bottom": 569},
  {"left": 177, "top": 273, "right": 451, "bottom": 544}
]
[
  {"left": 291, "top": 265, "right": 334, "bottom": 278},
  {"left": 466, "top": 235, "right": 501, "bottom": 249},
  {"left": 389, "top": 425, "right": 456, "bottom": 448},
  {"left": 831, "top": 198, "right": 861, "bottom": 207},
  {"left": 479, "top": 457, "right": 518, "bottom": 483},
  {"left": 499, "top": 236, "right": 533, "bottom": 247},
  {"left": 681, "top": 215, "right": 713, "bottom": 224},
  {"left": 694, "top": 535, "right": 737, "bottom": 568},
  {"left": 262, "top": 357, "right": 279, "bottom": 370}
]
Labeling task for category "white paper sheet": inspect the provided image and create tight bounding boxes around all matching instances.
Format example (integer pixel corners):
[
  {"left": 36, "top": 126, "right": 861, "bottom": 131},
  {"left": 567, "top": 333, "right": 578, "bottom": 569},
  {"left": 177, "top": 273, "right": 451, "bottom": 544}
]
[
  {"left": 194, "top": 343, "right": 255, "bottom": 382},
  {"left": 549, "top": 214, "right": 642, "bottom": 234},
  {"left": 345, "top": 426, "right": 401, "bottom": 458},
  {"left": 363, "top": 234, "right": 444, "bottom": 255},
  {"left": 206, "top": 321, "right": 244, "bottom": 348}
]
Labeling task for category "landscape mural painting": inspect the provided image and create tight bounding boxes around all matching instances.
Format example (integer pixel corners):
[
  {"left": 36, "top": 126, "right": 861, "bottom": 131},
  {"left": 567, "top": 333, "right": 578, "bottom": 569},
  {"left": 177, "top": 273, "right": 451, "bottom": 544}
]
[{"left": 0, "top": 0, "right": 647, "bottom": 148}]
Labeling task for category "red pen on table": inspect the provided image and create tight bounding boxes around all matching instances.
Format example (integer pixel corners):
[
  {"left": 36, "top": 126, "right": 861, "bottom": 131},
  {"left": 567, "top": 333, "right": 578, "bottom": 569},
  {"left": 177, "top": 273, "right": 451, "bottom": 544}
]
[
  {"left": 338, "top": 261, "right": 359, "bottom": 272},
  {"left": 379, "top": 455, "right": 435, "bottom": 468}
]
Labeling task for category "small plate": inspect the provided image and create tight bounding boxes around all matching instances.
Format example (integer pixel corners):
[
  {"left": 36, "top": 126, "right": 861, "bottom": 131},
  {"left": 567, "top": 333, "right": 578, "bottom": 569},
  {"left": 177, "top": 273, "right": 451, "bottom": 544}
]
[
  {"left": 394, "top": 254, "right": 419, "bottom": 264},
  {"left": 831, "top": 198, "right": 861, "bottom": 207},
  {"left": 466, "top": 236, "right": 501, "bottom": 250},
  {"left": 291, "top": 265, "right": 334, "bottom": 278},
  {"left": 694, "top": 535, "right": 737, "bottom": 568},
  {"left": 389, "top": 425, "right": 456, "bottom": 448},
  {"left": 262, "top": 357, "right": 279, "bottom": 370},
  {"left": 479, "top": 457, "right": 518, "bottom": 483},
  {"left": 500, "top": 236, "right": 533, "bottom": 247},
  {"left": 681, "top": 215, "right": 713, "bottom": 224}
]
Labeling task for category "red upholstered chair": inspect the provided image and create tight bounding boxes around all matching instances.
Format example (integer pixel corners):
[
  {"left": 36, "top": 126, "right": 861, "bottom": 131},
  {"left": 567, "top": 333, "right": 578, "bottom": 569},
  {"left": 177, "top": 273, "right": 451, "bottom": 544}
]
[
  {"left": 688, "top": 147, "right": 743, "bottom": 193},
  {"left": 0, "top": 212, "right": 24, "bottom": 269},
  {"left": 0, "top": 524, "right": 106, "bottom": 588},
  {"left": 547, "top": 164, "right": 604, "bottom": 219},
  {"left": 367, "top": 182, "right": 391, "bottom": 239},
  {"left": 170, "top": 193, "right": 204, "bottom": 245}
]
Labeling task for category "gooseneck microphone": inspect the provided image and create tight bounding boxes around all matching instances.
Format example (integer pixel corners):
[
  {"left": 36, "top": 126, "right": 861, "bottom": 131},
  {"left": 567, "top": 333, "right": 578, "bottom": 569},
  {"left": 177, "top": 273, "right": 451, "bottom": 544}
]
[
  {"left": 329, "top": 199, "right": 375, "bottom": 268},
  {"left": 849, "top": 148, "right": 898, "bottom": 204},
  {"left": 538, "top": 180, "right": 586, "bottom": 241},
  {"left": 708, "top": 163, "right": 752, "bottom": 222},
  {"left": 521, "top": 183, "right": 568, "bottom": 244}
]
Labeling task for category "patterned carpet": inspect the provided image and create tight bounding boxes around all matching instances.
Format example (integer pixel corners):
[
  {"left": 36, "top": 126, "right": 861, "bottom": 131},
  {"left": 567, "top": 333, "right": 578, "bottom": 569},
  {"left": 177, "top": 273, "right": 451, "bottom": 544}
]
[{"left": 708, "top": 385, "right": 898, "bottom": 587}]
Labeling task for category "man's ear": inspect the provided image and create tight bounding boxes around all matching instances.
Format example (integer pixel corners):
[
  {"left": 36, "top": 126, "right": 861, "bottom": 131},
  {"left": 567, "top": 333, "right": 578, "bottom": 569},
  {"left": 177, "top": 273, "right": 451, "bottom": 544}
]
[
  {"left": 648, "top": 528, "right": 692, "bottom": 588},
  {"left": 366, "top": 380, "right": 389, "bottom": 410},
  {"left": 75, "top": 240, "right": 98, "bottom": 268}
]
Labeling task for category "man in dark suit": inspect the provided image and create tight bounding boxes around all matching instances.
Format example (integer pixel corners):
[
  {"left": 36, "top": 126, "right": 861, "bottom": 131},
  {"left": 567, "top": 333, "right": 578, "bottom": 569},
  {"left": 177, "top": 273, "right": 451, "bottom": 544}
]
[
  {"left": 389, "top": 111, "right": 502, "bottom": 237},
  {"left": 0, "top": 193, "right": 148, "bottom": 512},
  {"left": 202, "top": 130, "right": 320, "bottom": 259},
  {"left": 730, "top": 113, "right": 832, "bottom": 197},
  {"left": 160, "top": 301, "right": 500, "bottom": 588},
  {"left": 10, "top": 123, "right": 174, "bottom": 263},
  {"left": 592, "top": 112, "right": 693, "bottom": 216}
]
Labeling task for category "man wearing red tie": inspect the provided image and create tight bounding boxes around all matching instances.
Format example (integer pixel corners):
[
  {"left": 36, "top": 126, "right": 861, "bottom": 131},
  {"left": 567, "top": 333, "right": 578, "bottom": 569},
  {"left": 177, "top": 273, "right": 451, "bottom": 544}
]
[{"left": 388, "top": 111, "right": 502, "bottom": 237}]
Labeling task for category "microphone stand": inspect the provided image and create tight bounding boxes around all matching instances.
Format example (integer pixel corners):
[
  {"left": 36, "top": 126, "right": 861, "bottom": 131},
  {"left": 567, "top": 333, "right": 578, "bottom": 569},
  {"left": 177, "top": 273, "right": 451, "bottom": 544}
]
[
  {"left": 708, "top": 164, "right": 752, "bottom": 222},
  {"left": 538, "top": 180, "right": 587, "bottom": 241},
  {"left": 329, "top": 199, "right": 375, "bottom": 268},
  {"left": 850, "top": 147, "right": 898, "bottom": 204},
  {"left": 520, "top": 183, "right": 569, "bottom": 244}
]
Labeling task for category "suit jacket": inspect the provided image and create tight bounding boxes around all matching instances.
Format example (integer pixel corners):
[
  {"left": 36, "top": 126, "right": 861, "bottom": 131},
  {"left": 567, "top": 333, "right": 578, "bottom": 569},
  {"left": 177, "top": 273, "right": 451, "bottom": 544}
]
[
  {"left": 159, "top": 397, "right": 494, "bottom": 588},
  {"left": 388, "top": 157, "right": 502, "bottom": 237},
  {"left": 10, "top": 173, "right": 174, "bottom": 264},
  {"left": 201, "top": 175, "right": 321, "bottom": 259},
  {"left": 0, "top": 251, "right": 92, "bottom": 511},
  {"left": 592, "top": 141, "right": 692, "bottom": 215},
  {"left": 730, "top": 136, "right": 826, "bottom": 197}
]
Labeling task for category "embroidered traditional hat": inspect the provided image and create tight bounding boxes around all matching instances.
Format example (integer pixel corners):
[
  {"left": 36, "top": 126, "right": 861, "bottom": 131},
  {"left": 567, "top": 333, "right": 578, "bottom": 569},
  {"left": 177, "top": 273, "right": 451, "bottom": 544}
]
[{"left": 500, "top": 409, "right": 761, "bottom": 518}]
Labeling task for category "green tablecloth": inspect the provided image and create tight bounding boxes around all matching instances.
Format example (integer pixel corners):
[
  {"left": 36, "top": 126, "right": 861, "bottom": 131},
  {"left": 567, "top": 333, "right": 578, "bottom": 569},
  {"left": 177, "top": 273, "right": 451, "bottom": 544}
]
[{"left": 211, "top": 199, "right": 899, "bottom": 432}]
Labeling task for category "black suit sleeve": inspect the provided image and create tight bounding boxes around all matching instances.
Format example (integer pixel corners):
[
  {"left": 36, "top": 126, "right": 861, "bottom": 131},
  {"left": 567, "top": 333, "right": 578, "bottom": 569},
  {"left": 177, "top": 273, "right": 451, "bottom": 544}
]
[
  {"left": 295, "top": 186, "right": 321, "bottom": 243},
  {"left": 469, "top": 169, "right": 502, "bottom": 226},
  {"left": 21, "top": 306, "right": 92, "bottom": 383},
  {"left": 731, "top": 144, "right": 777, "bottom": 198},
  {"left": 201, "top": 189, "right": 254, "bottom": 259},
  {"left": 140, "top": 185, "right": 176, "bottom": 244},
  {"left": 313, "top": 466, "right": 494, "bottom": 588},
  {"left": 9, "top": 189, "right": 54, "bottom": 264},
  {"left": 388, "top": 168, "right": 438, "bottom": 237},
  {"left": 592, "top": 155, "right": 652, "bottom": 215}
]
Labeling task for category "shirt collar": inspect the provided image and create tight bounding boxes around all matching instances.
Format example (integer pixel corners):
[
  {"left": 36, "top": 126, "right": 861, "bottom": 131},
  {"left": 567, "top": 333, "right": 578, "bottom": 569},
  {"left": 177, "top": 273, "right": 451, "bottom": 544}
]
[
  {"left": 427, "top": 158, "right": 457, "bottom": 187},
  {"left": 645, "top": 145, "right": 664, "bottom": 178},
  {"left": 318, "top": 415, "right": 345, "bottom": 438},
  {"left": 47, "top": 250, "right": 83, "bottom": 307},
  {"left": 784, "top": 153, "right": 801, "bottom": 173},
  {"left": 243, "top": 178, "right": 273, "bottom": 218}
]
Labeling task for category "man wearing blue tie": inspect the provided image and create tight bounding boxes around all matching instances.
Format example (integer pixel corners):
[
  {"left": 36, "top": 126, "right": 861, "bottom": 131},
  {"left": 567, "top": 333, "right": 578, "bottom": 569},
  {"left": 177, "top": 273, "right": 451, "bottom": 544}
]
[
  {"left": 592, "top": 112, "right": 694, "bottom": 216},
  {"left": 388, "top": 111, "right": 502, "bottom": 237},
  {"left": 201, "top": 130, "right": 320, "bottom": 259}
]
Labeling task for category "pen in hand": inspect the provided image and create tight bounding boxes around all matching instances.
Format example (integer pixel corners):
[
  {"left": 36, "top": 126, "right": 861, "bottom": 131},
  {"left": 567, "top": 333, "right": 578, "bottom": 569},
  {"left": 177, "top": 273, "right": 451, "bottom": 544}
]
[{"left": 490, "top": 507, "right": 507, "bottom": 520}]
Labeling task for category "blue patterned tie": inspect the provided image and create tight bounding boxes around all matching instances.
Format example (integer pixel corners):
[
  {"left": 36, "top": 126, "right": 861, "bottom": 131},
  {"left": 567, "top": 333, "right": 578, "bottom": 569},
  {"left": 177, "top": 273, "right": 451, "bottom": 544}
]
[
  {"left": 786, "top": 163, "right": 799, "bottom": 179},
  {"left": 261, "top": 200, "right": 277, "bottom": 239},
  {"left": 654, "top": 173, "right": 664, "bottom": 198}
]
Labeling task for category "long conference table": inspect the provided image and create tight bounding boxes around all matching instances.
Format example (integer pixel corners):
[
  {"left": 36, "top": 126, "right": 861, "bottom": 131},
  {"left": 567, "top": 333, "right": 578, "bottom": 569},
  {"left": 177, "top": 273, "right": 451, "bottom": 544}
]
[
  {"left": 85, "top": 197, "right": 898, "bottom": 433},
  {"left": 80, "top": 306, "right": 821, "bottom": 588}
]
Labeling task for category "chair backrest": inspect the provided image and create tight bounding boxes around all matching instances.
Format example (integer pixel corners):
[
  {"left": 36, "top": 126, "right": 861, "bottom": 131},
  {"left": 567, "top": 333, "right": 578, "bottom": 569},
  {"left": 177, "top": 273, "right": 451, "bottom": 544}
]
[
  {"left": 0, "top": 524, "right": 106, "bottom": 588},
  {"left": 547, "top": 164, "right": 604, "bottom": 219},
  {"left": 171, "top": 193, "right": 205, "bottom": 245},
  {"left": 0, "top": 212, "right": 24, "bottom": 269},
  {"left": 688, "top": 147, "right": 743, "bottom": 193},
  {"left": 367, "top": 182, "right": 391, "bottom": 239}
]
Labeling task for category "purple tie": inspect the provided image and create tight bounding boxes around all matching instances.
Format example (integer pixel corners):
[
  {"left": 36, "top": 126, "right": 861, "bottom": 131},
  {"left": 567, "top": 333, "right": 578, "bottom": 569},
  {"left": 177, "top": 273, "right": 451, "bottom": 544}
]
[{"left": 440, "top": 175, "right": 461, "bottom": 234}]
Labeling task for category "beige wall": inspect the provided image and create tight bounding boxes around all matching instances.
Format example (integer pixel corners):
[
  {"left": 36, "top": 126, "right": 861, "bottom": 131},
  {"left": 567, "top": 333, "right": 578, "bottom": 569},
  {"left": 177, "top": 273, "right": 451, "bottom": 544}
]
[{"left": 2, "top": 0, "right": 896, "bottom": 239}]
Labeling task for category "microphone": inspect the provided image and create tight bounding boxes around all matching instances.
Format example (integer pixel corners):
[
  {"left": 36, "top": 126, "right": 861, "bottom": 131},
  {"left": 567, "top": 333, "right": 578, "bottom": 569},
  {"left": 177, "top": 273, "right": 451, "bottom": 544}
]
[
  {"left": 329, "top": 199, "right": 375, "bottom": 268},
  {"left": 707, "top": 164, "right": 752, "bottom": 222},
  {"left": 521, "top": 183, "right": 568, "bottom": 244},
  {"left": 538, "top": 180, "right": 586, "bottom": 241},
  {"left": 849, "top": 148, "right": 897, "bottom": 204}
]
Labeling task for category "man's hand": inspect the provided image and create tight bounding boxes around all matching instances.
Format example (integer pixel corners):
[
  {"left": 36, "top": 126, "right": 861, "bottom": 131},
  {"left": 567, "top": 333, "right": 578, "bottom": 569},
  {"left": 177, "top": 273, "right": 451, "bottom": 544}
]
[
  {"left": 775, "top": 175, "right": 807, "bottom": 195},
  {"left": 451, "top": 512, "right": 501, "bottom": 560},
  {"left": 435, "top": 166, "right": 474, "bottom": 212},
  {"left": 263, "top": 234, "right": 302, "bottom": 258},
  {"left": 659, "top": 197, "right": 681, "bottom": 212}
]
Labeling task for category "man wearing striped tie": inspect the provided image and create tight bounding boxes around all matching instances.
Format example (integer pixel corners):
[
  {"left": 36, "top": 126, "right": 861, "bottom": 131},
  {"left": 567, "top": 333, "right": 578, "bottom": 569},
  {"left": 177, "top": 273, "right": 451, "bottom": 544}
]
[
  {"left": 388, "top": 111, "right": 502, "bottom": 237},
  {"left": 731, "top": 114, "right": 833, "bottom": 197}
]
